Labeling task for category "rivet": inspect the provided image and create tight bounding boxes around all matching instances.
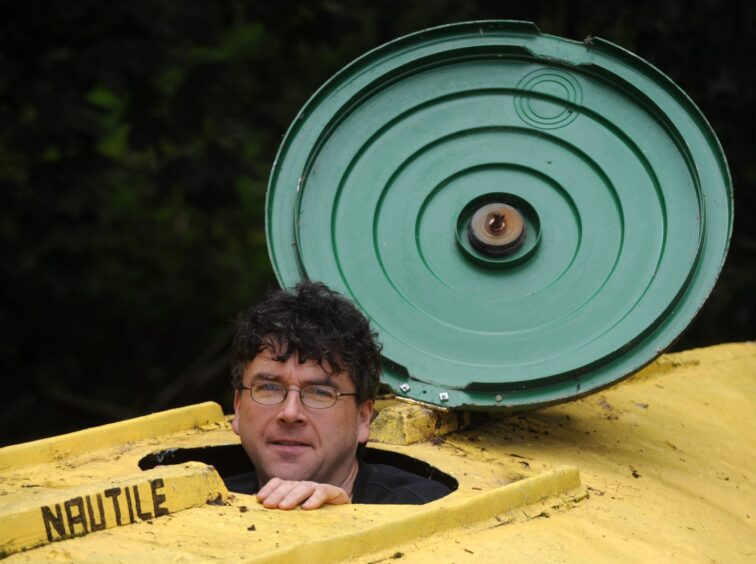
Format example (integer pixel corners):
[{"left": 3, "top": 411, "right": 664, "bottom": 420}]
[
  {"left": 439, "top": 392, "right": 449, "bottom": 401},
  {"left": 495, "top": 394, "right": 503, "bottom": 402},
  {"left": 400, "top": 383, "right": 411, "bottom": 393}
]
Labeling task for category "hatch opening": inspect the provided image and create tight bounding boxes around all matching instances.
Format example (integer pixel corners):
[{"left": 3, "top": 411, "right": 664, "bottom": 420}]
[{"left": 139, "top": 444, "right": 458, "bottom": 492}]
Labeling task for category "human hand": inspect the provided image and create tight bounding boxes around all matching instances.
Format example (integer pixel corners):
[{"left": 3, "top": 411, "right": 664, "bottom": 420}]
[{"left": 256, "top": 477, "right": 351, "bottom": 510}]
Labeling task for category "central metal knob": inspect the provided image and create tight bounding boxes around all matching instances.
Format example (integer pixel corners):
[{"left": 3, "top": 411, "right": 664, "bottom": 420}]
[
  {"left": 487, "top": 213, "right": 506, "bottom": 234},
  {"left": 469, "top": 203, "right": 526, "bottom": 256}
]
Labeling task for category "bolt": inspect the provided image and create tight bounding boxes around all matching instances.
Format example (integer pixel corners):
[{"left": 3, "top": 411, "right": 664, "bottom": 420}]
[
  {"left": 487, "top": 213, "right": 506, "bottom": 234},
  {"left": 400, "top": 383, "right": 411, "bottom": 393},
  {"left": 439, "top": 392, "right": 449, "bottom": 402}
]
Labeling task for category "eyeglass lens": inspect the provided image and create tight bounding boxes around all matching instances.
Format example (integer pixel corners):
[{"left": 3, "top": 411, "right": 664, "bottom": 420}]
[{"left": 250, "top": 383, "right": 338, "bottom": 408}]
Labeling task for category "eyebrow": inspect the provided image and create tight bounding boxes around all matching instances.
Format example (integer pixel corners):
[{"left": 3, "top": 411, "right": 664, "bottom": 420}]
[
  {"left": 251, "top": 372, "right": 281, "bottom": 382},
  {"left": 250, "top": 372, "right": 337, "bottom": 387}
]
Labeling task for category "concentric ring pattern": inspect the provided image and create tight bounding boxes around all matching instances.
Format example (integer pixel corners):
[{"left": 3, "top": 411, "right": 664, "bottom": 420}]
[{"left": 266, "top": 21, "right": 732, "bottom": 411}]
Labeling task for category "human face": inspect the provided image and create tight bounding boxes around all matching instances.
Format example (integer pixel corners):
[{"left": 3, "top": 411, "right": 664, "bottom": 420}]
[{"left": 232, "top": 348, "right": 373, "bottom": 488}]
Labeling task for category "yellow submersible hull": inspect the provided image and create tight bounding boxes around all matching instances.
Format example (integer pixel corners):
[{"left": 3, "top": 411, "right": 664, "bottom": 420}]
[{"left": 1, "top": 342, "right": 754, "bottom": 562}]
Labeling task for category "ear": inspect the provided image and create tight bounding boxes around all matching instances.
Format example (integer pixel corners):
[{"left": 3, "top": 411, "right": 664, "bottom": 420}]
[
  {"left": 356, "top": 400, "right": 374, "bottom": 443},
  {"left": 232, "top": 388, "right": 241, "bottom": 435}
]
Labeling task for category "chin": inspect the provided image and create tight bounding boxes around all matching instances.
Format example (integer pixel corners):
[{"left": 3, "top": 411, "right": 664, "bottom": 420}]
[{"left": 265, "top": 464, "right": 315, "bottom": 483}]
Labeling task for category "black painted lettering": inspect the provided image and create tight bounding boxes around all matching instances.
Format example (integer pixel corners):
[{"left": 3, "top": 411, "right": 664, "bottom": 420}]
[
  {"left": 124, "top": 485, "right": 135, "bottom": 523},
  {"left": 41, "top": 504, "right": 66, "bottom": 542},
  {"left": 132, "top": 485, "right": 152, "bottom": 520},
  {"left": 86, "top": 493, "right": 106, "bottom": 531},
  {"left": 64, "top": 497, "right": 88, "bottom": 535},
  {"left": 150, "top": 479, "right": 169, "bottom": 517},
  {"left": 104, "top": 487, "right": 123, "bottom": 526}
]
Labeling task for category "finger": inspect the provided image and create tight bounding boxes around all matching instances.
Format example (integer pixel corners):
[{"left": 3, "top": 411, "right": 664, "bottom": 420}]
[
  {"left": 256, "top": 477, "right": 283, "bottom": 499},
  {"left": 260, "top": 481, "right": 301, "bottom": 507},
  {"left": 277, "top": 482, "right": 320, "bottom": 510},
  {"left": 300, "top": 485, "right": 350, "bottom": 510},
  {"left": 258, "top": 480, "right": 302, "bottom": 508}
]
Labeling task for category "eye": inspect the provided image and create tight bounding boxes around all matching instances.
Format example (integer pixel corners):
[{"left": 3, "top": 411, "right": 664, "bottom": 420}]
[
  {"left": 254, "top": 382, "right": 284, "bottom": 393},
  {"left": 305, "top": 385, "right": 337, "bottom": 399}
]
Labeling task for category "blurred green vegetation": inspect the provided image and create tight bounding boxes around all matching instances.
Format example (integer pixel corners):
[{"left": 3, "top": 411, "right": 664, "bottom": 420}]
[{"left": 2, "top": 0, "right": 753, "bottom": 444}]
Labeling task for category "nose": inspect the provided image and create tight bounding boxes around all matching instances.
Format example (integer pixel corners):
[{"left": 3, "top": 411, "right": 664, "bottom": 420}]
[{"left": 276, "top": 388, "right": 307, "bottom": 424}]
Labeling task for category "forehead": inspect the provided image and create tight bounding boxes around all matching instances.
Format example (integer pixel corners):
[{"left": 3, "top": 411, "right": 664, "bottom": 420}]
[{"left": 244, "top": 348, "right": 352, "bottom": 386}]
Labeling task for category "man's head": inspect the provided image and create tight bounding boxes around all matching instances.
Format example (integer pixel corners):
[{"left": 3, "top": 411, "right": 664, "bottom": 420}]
[{"left": 230, "top": 281, "right": 382, "bottom": 487}]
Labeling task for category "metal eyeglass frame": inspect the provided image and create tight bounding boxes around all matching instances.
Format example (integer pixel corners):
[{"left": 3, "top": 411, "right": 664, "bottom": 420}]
[{"left": 238, "top": 383, "right": 358, "bottom": 409}]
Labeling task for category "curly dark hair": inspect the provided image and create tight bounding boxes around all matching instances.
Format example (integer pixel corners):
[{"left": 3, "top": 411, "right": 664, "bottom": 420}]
[{"left": 230, "top": 281, "right": 382, "bottom": 403}]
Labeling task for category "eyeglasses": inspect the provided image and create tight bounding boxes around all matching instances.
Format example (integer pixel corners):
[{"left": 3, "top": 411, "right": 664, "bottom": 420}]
[{"left": 239, "top": 382, "right": 358, "bottom": 409}]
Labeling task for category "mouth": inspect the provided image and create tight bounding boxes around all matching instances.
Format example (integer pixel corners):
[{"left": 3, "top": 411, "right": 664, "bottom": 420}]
[
  {"left": 270, "top": 440, "right": 311, "bottom": 447},
  {"left": 267, "top": 439, "right": 313, "bottom": 453},
  {"left": 267, "top": 440, "right": 312, "bottom": 459}
]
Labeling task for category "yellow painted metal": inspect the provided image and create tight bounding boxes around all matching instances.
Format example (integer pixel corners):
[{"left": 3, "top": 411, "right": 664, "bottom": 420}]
[
  {"left": 0, "top": 402, "right": 224, "bottom": 469},
  {"left": 0, "top": 463, "right": 226, "bottom": 556},
  {"left": 1, "top": 343, "right": 754, "bottom": 562},
  {"left": 370, "top": 402, "right": 468, "bottom": 445},
  {"left": 243, "top": 466, "right": 579, "bottom": 564},
  {"left": 356, "top": 343, "right": 756, "bottom": 563}
]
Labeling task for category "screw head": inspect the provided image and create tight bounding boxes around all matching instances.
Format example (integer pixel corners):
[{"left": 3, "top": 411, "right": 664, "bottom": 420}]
[
  {"left": 439, "top": 392, "right": 450, "bottom": 401},
  {"left": 399, "top": 383, "right": 411, "bottom": 393},
  {"left": 495, "top": 394, "right": 503, "bottom": 402}
]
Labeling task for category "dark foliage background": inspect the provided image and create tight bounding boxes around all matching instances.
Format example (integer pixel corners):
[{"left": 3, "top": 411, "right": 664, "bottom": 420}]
[{"left": 2, "top": 0, "right": 754, "bottom": 445}]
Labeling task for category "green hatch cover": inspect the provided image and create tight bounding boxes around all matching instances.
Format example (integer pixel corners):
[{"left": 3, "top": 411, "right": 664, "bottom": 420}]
[{"left": 265, "top": 21, "right": 733, "bottom": 411}]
